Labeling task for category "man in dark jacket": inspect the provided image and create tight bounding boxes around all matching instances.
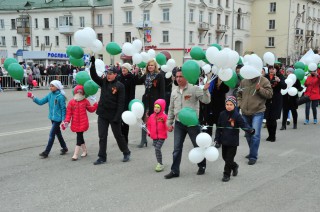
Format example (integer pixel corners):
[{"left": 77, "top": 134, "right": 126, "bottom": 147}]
[{"left": 90, "top": 57, "right": 131, "bottom": 165}]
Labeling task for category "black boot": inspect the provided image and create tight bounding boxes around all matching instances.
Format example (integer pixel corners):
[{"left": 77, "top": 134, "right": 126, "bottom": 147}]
[
  {"left": 137, "top": 129, "right": 147, "bottom": 148},
  {"left": 280, "top": 125, "right": 286, "bottom": 130},
  {"left": 293, "top": 123, "right": 297, "bottom": 129}
]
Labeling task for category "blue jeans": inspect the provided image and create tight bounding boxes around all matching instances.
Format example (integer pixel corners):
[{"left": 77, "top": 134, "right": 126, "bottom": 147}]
[
  {"left": 45, "top": 120, "right": 67, "bottom": 153},
  {"left": 242, "top": 112, "right": 264, "bottom": 161},
  {"left": 171, "top": 121, "right": 206, "bottom": 174},
  {"left": 305, "top": 100, "right": 318, "bottom": 120}
]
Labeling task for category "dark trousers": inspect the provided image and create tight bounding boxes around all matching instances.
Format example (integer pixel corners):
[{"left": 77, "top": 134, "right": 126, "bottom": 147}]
[
  {"left": 76, "top": 132, "right": 85, "bottom": 146},
  {"left": 97, "top": 116, "right": 130, "bottom": 161},
  {"left": 171, "top": 121, "right": 206, "bottom": 174},
  {"left": 222, "top": 145, "right": 238, "bottom": 177},
  {"left": 266, "top": 118, "right": 277, "bottom": 139},
  {"left": 282, "top": 108, "right": 297, "bottom": 126},
  {"left": 121, "top": 121, "right": 129, "bottom": 144},
  {"left": 305, "top": 100, "right": 318, "bottom": 120},
  {"left": 45, "top": 120, "right": 67, "bottom": 153}
]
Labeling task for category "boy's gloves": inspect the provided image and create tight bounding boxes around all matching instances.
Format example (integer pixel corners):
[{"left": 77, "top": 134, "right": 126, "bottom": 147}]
[
  {"left": 250, "top": 129, "right": 255, "bottom": 135},
  {"left": 61, "top": 122, "right": 69, "bottom": 130},
  {"left": 90, "top": 56, "right": 95, "bottom": 65},
  {"left": 27, "top": 92, "right": 34, "bottom": 99}
]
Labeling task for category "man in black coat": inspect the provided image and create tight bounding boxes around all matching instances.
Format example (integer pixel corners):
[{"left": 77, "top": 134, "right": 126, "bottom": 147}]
[{"left": 90, "top": 57, "right": 131, "bottom": 165}]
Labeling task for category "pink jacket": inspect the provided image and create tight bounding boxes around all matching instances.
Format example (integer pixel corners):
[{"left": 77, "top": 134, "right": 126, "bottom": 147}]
[
  {"left": 147, "top": 99, "right": 168, "bottom": 140},
  {"left": 65, "top": 98, "right": 98, "bottom": 132}
]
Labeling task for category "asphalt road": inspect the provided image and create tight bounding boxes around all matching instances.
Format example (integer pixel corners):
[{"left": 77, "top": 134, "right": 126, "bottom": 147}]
[{"left": 0, "top": 86, "right": 320, "bottom": 212}]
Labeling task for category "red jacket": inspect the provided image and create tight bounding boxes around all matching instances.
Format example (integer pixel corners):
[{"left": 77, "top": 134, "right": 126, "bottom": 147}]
[
  {"left": 304, "top": 72, "right": 320, "bottom": 100},
  {"left": 147, "top": 99, "right": 168, "bottom": 140},
  {"left": 65, "top": 98, "right": 98, "bottom": 132}
]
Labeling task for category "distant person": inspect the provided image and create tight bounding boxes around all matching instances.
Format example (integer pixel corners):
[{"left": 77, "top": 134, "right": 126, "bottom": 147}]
[{"left": 27, "top": 80, "right": 68, "bottom": 158}]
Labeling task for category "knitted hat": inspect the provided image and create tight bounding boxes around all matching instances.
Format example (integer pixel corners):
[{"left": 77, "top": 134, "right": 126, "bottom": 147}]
[
  {"left": 225, "top": 96, "right": 237, "bottom": 107},
  {"left": 122, "top": 63, "right": 132, "bottom": 71},
  {"left": 50, "top": 80, "right": 65, "bottom": 96},
  {"left": 74, "top": 85, "right": 84, "bottom": 94}
]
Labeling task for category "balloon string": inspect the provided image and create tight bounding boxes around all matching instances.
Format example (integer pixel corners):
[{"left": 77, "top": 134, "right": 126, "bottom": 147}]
[
  {"left": 252, "top": 76, "right": 262, "bottom": 96},
  {"left": 201, "top": 125, "right": 251, "bottom": 130},
  {"left": 136, "top": 119, "right": 149, "bottom": 133}
]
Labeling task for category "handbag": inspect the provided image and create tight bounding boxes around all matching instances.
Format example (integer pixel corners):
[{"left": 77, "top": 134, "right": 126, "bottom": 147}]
[{"left": 297, "top": 95, "right": 311, "bottom": 105}]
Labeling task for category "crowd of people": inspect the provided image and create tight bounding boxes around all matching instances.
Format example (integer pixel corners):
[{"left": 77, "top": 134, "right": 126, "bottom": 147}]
[{"left": 24, "top": 57, "right": 320, "bottom": 183}]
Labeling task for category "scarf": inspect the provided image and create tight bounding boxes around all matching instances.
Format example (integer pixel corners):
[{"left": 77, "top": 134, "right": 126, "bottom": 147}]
[
  {"left": 145, "top": 73, "right": 157, "bottom": 89},
  {"left": 74, "top": 93, "right": 85, "bottom": 102}
]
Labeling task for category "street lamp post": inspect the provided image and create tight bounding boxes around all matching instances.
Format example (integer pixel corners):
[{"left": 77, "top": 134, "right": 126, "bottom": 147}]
[{"left": 142, "top": 0, "right": 156, "bottom": 51}]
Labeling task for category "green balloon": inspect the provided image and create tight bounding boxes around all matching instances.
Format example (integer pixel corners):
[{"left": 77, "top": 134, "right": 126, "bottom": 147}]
[
  {"left": 178, "top": 107, "right": 199, "bottom": 127},
  {"left": 4, "top": 58, "right": 18, "bottom": 71},
  {"left": 8, "top": 63, "right": 24, "bottom": 81},
  {"left": 190, "top": 46, "right": 205, "bottom": 60},
  {"left": 75, "top": 71, "right": 91, "bottom": 85},
  {"left": 224, "top": 71, "right": 238, "bottom": 88},
  {"left": 294, "top": 61, "right": 305, "bottom": 70},
  {"left": 156, "top": 53, "right": 167, "bottom": 66},
  {"left": 66, "top": 45, "right": 74, "bottom": 56},
  {"left": 210, "top": 43, "right": 222, "bottom": 51},
  {"left": 304, "top": 65, "right": 309, "bottom": 72},
  {"left": 84, "top": 80, "right": 99, "bottom": 96},
  {"left": 106, "top": 42, "right": 122, "bottom": 55},
  {"left": 137, "top": 61, "right": 146, "bottom": 68},
  {"left": 128, "top": 99, "right": 144, "bottom": 111},
  {"left": 300, "top": 77, "right": 306, "bottom": 85},
  {"left": 70, "top": 56, "right": 84, "bottom": 67},
  {"left": 237, "top": 57, "right": 243, "bottom": 65},
  {"left": 294, "top": 68, "right": 305, "bottom": 81},
  {"left": 182, "top": 60, "right": 200, "bottom": 85},
  {"left": 202, "top": 57, "right": 210, "bottom": 64},
  {"left": 69, "top": 46, "right": 84, "bottom": 59}
]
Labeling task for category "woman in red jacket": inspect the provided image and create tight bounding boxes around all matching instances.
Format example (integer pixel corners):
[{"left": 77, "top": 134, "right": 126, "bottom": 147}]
[
  {"left": 147, "top": 99, "right": 168, "bottom": 172},
  {"left": 62, "top": 85, "right": 98, "bottom": 161},
  {"left": 304, "top": 69, "right": 320, "bottom": 124}
]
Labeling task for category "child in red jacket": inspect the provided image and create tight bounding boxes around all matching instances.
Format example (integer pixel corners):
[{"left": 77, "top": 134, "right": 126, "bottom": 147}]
[
  {"left": 147, "top": 99, "right": 168, "bottom": 172},
  {"left": 62, "top": 85, "right": 98, "bottom": 161}
]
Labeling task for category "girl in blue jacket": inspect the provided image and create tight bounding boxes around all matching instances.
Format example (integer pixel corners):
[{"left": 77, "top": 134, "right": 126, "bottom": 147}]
[{"left": 28, "top": 80, "right": 68, "bottom": 158}]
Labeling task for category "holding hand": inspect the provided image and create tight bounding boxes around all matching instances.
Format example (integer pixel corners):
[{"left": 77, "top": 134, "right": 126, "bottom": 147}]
[
  {"left": 168, "top": 126, "right": 174, "bottom": 132},
  {"left": 255, "top": 83, "right": 260, "bottom": 91},
  {"left": 250, "top": 129, "right": 255, "bottom": 135},
  {"left": 90, "top": 56, "right": 95, "bottom": 64},
  {"left": 61, "top": 122, "right": 69, "bottom": 130},
  {"left": 27, "top": 92, "right": 34, "bottom": 99}
]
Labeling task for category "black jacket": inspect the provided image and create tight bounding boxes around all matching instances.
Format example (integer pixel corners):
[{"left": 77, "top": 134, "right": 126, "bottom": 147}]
[
  {"left": 215, "top": 110, "right": 253, "bottom": 146},
  {"left": 119, "top": 72, "right": 136, "bottom": 110},
  {"left": 90, "top": 66, "right": 125, "bottom": 121}
]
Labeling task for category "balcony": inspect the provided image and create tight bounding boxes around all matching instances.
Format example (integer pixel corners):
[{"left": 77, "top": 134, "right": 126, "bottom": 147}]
[
  {"left": 58, "top": 25, "right": 74, "bottom": 34},
  {"left": 135, "top": 20, "right": 153, "bottom": 29},
  {"left": 17, "top": 27, "right": 30, "bottom": 35},
  {"left": 198, "top": 22, "right": 209, "bottom": 32},
  {"left": 216, "top": 24, "right": 228, "bottom": 33},
  {"left": 306, "top": 30, "right": 315, "bottom": 37}
]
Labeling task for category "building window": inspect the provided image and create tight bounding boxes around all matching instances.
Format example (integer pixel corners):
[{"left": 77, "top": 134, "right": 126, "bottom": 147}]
[
  {"left": 224, "top": 34, "right": 228, "bottom": 45},
  {"left": 0, "top": 36, "right": 5, "bottom": 46},
  {"left": 189, "top": 9, "right": 194, "bottom": 22},
  {"left": 59, "top": 16, "right": 73, "bottom": 26},
  {"left": 67, "top": 35, "right": 72, "bottom": 45},
  {"left": 11, "top": 19, "right": 16, "bottom": 29},
  {"left": 210, "top": 0, "right": 213, "bottom": 3},
  {"left": 199, "top": 34, "right": 203, "bottom": 44},
  {"left": 0, "top": 19, "right": 5, "bottom": 29},
  {"left": 12, "top": 36, "right": 17, "bottom": 46},
  {"left": 163, "top": 8, "right": 170, "bottom": 21},
  {"left": 268, "top": 37, "right": 275, "bottom": 47},
  {"left": 208, "top": 33, "right": 212, "bottom": 44},
  {"left": 125, "top": 32, "right": 131, "bottom": 43},
  {"left": 35, "top": 36, "right": 39, "bottom": 46},
  {"left": 199, "top": 11, "right": 203, "bottom": 22},
  {"left": 143, "top": 10, "right": 150, "bottom": 21},
  {"left": 162, "top": 31, "right": 169, "bottom": 43},
  {"left": 269, "top": 20, "right": 275, "bottom": 29},
  {"left": 97, "top": 33, "right": 103, "bottom": 43},
  {"left": 45, "top": 36, "right": 50, "bottom": 46},
  {"left": 225, "top": 15, "right": 229, "bottom": 26},
  {"left": 97, "top": 14, "right": 102, "bottom": 26},
  {"left": 226, "top": 0, "right": 229, "bottom": 8},
  {"left": 109, "top": 14, "right": 113, "bottom": 25},
  {"left": 125, "top": 11, "right": 132, "bottom": 23},
  {"left": 80, "top": 17, "right": 85, "bottom": 28},
  {"left": 270, "top": 2, "right": 276, "bottom": 13},
  {"left": 125, "top": 0, "right": 132, "bottom": 2},
  {"left": 55, "top": 36, "right": 59, "bottom": 46},
  {"left": 218, "top": 0, "right": 221, "bottom": 6},
  {"left": 35, "top": 18, "right": 38, "bottom": 29},
  {"left": 189, "top": 31, "right": 193, "bottom": 43},
  {"left": 55, "top": 18, "right": 58, "bottom": 28},
  {"left": 208, "top": 12, "right": 213, "bottom": 25},
  {"left": 110, "top": 33, "right": 113, "bottom": 42},
  {"left": 217, "top": 14, "right": 221, "bottom": 26},
  {"left": 44, "top": 18, "right": 49, "bottom": 29}
]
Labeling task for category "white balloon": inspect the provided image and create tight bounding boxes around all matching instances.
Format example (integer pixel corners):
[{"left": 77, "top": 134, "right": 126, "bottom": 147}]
[
  {"left": 287, "top": 73, "right": 297, "bottom": 84},
  {"left": 83, "top": 27, "right": 97, "bottom": 40},
  {"left": 132, "top": 39, "right": 142, "bottom": 53},
  {"left": 74, "top": 30, "right": 88, "bottom": 47},
  {"left": 131, "top": 102, "right": 144, "bottom": 119},
  {"left": 188, "top": 147, "right": 205, "bottom": 164},
  {"left": 90, "top": 39, "right": 103, "bottom": 53},
  {"left": 281, "top": 89, "right": 288, "bottom": 95},
  {"left": 312, "top": 54, "right": 320, "bottom": 64},
  {"left": 263, "top": 52, "right": 275, "bottom": 66},
  {"left": 95, "top": 59, "right": 105, "bottom": 77},
  {"left": 288, "top": 87, "right": 298, "bottom": 96},
  {"left": 211, "top": 65, "right": 219, "bottom": 75},
  {"left": 305, "top": 57, "right": 314, "bottom": 66},
  {"left": 205, "top": 46, "right": 219, "bottom": 64},
  {"left": 121, "top": 111, "right": 137, "bottom": 125},
  {"left": 202, "top": 64, "right": 211, "bottom": 74},
  {"left": 165, "top": 72, "right": 172, "bottom": 78},
  {"left": 196, "top": 132, "right": 212, "bottom": 148},
  {"left": 240, "top": 65, "right": 261, "bottom": 79},
  {"left": 218, "top": 68, "right": 233, "bottom": 81},
  {"left": 148, "top": 49, "right": 156, "bottom": 58},
  {"left": 166, "top": 59, "right": 176, "bottom": 69},
  {"left": 226, "top": 51, "right": 240, "bottom": 68},
  {"left": 213, "top": 50, "right": 229, "bottom": 68},
  {"left": 308, "top": 62, "right": 317, "bottom": 71},
  {"left": 122, "top": 42, "right": 135, "bottom": 56},
  {"left": 161, "top": 65, "right": 172, "bottom": 73},
  {"left": 204, "top": 146, "right": 219, "bottom": 162},
  {"left": 285, "top": 78, "right": 294, "bottom": 88},
  {"left": 140, "top": 52, "right": 151, "bottom": 63},
  {"left": 132, "top": 53, "right": 143, "bottom": 65}
]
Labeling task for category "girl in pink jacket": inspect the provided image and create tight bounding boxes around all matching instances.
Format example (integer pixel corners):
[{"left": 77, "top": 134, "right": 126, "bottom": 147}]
[
  {"left": 147, "top": 99, "right": 168, "bottom": 172},
  {"left": 62, "top": 85, "right": 98, "bottom": 161}
]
